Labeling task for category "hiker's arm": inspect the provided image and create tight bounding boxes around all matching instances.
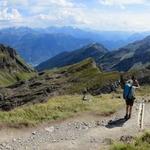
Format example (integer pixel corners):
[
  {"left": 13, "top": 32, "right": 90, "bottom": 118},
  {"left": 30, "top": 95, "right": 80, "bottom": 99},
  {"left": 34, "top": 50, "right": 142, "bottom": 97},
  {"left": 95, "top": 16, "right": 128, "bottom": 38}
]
[
  {"left": 134, "top": 80, "right": 140, "bottom": 88},
  {"left": 133, "top": 86, "right": 139, "bottom": 89},
  {"left": 136, "top": 80, "right": 140, "bottom": 88}
]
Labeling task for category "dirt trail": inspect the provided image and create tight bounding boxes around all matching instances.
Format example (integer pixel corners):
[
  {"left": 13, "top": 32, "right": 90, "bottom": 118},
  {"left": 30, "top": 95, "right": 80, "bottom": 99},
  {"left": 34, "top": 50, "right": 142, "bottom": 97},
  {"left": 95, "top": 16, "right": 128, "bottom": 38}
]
[{"left": 0, "top": 96, "right": 150, "bottom": 150}]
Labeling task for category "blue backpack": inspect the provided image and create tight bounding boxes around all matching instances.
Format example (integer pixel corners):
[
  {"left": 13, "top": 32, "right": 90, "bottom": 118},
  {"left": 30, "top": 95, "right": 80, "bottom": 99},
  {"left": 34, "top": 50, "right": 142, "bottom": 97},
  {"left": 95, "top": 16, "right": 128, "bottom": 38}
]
[{"left": 123, "top": 83, "right": 133, "bottom": 100}]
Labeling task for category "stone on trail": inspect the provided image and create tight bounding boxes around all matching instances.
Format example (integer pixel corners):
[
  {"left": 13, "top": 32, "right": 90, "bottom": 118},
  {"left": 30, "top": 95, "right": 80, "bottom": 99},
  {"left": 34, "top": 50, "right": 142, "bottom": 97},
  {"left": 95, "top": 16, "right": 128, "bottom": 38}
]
[
  {"left": 32, "top": 131, "right": 37, "bottom": 135},
  {"left": 45, "top": 126, "right": 55, "bottom": 133}
]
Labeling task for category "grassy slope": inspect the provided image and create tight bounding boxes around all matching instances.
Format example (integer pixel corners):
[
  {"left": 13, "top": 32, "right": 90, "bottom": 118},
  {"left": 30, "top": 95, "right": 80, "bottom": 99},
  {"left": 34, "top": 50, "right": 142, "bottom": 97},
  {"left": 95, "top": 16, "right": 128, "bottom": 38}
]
[
  {"left": 0, "top": 71, "right": 35, "bottom": 87},
  {"left": 0, "top": 58, "right": 123, "bottom": 126},
  {"left": 0, "top": 58, "right": 148, "bottom": 127},
  {"left": 0, "top": 94, "right": 123, "bottom": 127},
  {"left": 39, "top": 58, "right": 120, "bottom": 94}
]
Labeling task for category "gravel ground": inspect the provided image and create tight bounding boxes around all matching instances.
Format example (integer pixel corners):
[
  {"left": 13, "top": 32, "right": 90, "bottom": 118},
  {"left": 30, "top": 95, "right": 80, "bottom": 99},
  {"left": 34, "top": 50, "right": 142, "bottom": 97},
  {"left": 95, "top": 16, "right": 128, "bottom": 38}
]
[{"left": 0, "top": 96, "right": 150, "bottom": 150}]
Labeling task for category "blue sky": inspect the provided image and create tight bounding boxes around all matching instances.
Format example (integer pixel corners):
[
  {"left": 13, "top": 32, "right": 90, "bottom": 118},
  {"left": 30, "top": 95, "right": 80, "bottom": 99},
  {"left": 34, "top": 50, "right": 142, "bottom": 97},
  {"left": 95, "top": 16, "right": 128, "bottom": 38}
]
[{"left": 0, "top": 0, "right": 150, "bottom": 31}]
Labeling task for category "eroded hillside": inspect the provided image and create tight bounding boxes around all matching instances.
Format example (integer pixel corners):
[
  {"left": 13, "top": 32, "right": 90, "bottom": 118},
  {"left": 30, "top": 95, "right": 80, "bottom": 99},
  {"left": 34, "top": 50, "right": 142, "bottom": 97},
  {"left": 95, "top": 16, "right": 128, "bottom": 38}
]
[{"left": 0, "top": 58, "right": 120, "bottom": 111}]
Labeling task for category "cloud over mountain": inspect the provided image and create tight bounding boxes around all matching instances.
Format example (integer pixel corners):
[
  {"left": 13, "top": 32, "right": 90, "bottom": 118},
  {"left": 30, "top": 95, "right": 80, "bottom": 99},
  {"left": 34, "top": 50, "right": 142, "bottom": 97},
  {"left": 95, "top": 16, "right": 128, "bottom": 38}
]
[{"left": 1, "top": 0, "right": 150, "bottom": 31}]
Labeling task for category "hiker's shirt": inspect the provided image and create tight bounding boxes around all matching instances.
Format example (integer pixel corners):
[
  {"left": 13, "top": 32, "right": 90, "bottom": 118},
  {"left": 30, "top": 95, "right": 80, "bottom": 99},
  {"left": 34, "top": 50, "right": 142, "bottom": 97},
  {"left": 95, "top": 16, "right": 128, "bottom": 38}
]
[{"left": 131, "top": 86, "right": 136, "bottom": 98}]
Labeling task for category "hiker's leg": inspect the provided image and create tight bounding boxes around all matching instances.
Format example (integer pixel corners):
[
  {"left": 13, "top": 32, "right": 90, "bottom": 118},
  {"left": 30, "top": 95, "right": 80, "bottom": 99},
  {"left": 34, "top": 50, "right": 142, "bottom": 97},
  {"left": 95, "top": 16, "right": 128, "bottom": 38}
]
[
  {"left": 126, "top": 105, "right": 128, "bottom": 115},
  {"left": 128, "top": 100, "right": 134, "bottom": 118},
  {"left": 125, "top": 105, "right": 129, "bottom": 119},
  {"left": 126, "top": 105, "right": 129, "bottom": 115},
  {"left": 129, "top": 106, "right": 132, "bottom": 118}
]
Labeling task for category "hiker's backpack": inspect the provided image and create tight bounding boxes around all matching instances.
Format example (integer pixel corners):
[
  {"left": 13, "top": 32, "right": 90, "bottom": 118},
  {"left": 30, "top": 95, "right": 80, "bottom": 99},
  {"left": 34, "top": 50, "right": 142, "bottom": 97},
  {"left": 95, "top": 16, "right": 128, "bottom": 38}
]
[{"left": 123, "top": 83, "right": 134, "bottom": 100}]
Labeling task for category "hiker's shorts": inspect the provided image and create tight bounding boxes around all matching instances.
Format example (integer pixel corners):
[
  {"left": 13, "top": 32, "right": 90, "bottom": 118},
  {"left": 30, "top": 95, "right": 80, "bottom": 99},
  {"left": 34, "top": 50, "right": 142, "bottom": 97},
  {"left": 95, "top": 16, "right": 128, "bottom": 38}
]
[{"left": 125, "top": 98, "right": 134, "bottom": 106}]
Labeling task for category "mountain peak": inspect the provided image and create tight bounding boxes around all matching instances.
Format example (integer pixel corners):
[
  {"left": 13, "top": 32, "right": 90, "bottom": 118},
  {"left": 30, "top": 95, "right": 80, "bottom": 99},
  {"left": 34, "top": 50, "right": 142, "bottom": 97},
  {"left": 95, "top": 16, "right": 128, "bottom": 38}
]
[{"left": 83, "top": 42, "right": 108, "bottom": 53}]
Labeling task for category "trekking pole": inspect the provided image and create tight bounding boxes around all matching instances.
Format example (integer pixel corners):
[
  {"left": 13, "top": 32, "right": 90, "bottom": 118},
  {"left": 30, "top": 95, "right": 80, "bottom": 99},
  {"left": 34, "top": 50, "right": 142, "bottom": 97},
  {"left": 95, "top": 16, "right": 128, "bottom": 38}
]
[{"left": 138, "top": 100, "right": 145, "bottom": 130}]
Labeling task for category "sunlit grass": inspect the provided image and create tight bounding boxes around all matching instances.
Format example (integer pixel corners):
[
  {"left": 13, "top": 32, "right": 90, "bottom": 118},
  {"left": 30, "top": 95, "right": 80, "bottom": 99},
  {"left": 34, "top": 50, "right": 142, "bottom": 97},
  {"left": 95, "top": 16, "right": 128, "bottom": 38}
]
[
  {"left": 136, "top": 85, "right": 150, "bottom": 97},
  {"left": 0, "top": 71, "right": 36, "bottom": 87},
  {"left": 0, "top": 94, "right": 123, "bottom": 127}
]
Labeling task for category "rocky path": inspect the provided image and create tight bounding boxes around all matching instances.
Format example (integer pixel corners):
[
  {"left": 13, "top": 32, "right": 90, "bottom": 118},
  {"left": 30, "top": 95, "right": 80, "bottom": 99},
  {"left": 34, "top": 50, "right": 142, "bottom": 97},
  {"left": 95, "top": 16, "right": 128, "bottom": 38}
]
[{"left": 0, "top": 97, "right": 150, "bottom": 150}]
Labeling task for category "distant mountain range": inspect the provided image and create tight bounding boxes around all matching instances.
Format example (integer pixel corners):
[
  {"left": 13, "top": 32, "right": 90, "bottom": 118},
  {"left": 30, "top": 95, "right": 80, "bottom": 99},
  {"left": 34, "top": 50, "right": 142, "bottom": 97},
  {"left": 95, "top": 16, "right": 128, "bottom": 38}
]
[
  {"left": 0, "top": 27, "right": 91, "bottom": 65},
  {"left": 36, "top": 43, "right": 108, "bottom": 71},
  {"left": 0, "top": 26, "right": 150, "bottom": 66},
  {"left": 37, "top": 35, "right": 150, "bottom": 72},
  {"left": 43, "top": 26, "right": 150, "bottom": 49}
]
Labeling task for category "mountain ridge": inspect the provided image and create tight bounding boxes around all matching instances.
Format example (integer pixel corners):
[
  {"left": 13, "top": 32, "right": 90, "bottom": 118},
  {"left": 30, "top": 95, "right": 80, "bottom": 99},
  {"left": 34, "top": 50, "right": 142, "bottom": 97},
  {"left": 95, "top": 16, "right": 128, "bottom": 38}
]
[
  {"left": 1, "top": 26, "right": 150, "bottom": 65},
  {"left": 0, "top": 28, "right": 92, "bottom": 65},
  {"left": 105, "top": 35, "right": 150, "bottom": 71},
  {"left": 36, "top": 43, "right": 108, "bottom": 71},
  {"left": 37, "top": 35, "right": 150, "bottom": 72}
]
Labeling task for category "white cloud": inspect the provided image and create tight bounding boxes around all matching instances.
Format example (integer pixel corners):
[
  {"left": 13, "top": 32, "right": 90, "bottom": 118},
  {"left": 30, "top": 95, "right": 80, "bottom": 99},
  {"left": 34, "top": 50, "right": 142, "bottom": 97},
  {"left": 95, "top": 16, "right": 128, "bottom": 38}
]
[
  {"left": 6, "top": 0, "right": 29, "bottom": 6},
  {"left": 0, "top": 0, "right": 8, "bottom": 7},
  {"left": 82, "top": 10, "right": 150, "bottom": 31},
  {"left": 38, "top": 0, "right": 74, "bottom": 7},
  {"left": 0, "top": 8, "right": 22, "bottom": 21},
  {"left": 55, "top": 0, "right": 74, "bottom": 7},
  {"left": 0, "top": 0, "right": 150, "bottom": 31},
  {"left": 99, "top": 0, "right": 148, "bottom": 9},
  {"left": 0, "top": 0, "right": 88, "bottom": 28},
  {"left": 99, "top": 0, "right": 146, "bottom": 6},
  {"left": 36, "top": 5, "right": 148, "bottom": 31},
  {"left": 33, "top": 7, "right": 89, "bottom": 27},
  {"left": 28, "top": 0, "right": 88, "bottom": 27}
]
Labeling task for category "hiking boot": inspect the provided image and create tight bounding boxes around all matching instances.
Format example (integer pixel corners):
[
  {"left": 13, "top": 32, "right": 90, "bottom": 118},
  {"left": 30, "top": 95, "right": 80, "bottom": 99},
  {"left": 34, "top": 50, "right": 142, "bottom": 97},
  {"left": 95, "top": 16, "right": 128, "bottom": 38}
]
[
  {"left": 124, "top": 114, "right": 128, "bottom": 120},
  {"left": 128, "top": 114, "right": 131, "bottom": 119}
]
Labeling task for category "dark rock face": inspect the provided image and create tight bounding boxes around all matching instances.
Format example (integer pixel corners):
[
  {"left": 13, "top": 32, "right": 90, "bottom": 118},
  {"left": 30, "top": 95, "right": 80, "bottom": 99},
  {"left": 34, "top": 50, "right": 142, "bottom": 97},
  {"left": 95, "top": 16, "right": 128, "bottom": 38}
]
[
  {"left": 0, "top": 79, "right": 60, "bottom": 111},
  {"left": 0, "top": 44, "right": 33, "bottom": 72},
  {"left": 88, "top": 80, "right": 120, "bottom": 96}
]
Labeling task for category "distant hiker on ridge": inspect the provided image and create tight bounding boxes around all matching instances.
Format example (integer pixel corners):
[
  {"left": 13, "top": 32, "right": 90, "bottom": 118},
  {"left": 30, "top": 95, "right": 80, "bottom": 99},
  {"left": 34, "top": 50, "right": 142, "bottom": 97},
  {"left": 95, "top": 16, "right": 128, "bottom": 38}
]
[{"left": 123, "top": 75, "right": 140, "bottom": 120}]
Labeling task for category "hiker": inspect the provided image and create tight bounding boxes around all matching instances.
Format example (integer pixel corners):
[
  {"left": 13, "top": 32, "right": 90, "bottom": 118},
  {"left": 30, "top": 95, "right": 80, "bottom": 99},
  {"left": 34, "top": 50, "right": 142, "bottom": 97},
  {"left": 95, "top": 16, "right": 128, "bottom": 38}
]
[{"left": 123, "top": 76, "right": 140, "bottom": 120}]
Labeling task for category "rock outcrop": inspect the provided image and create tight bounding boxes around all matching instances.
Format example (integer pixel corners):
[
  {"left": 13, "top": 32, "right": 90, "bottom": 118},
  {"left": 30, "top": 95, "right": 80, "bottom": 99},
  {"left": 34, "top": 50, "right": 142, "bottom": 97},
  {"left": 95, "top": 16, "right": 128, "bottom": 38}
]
[
  {"left": 0, "top": 44, "right": 34, "bottom": 86},
  {"left": 0, "top": 44, "right": 33, "bottom": 72}
]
